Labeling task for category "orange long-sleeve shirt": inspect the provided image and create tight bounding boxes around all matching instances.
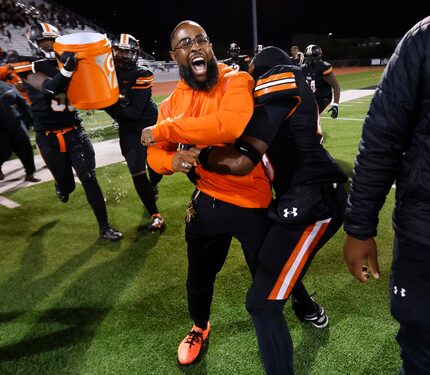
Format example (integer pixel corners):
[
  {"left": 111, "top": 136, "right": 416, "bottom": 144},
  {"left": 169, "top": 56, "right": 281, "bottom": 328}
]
[
  {"left": 147, "top": 63, "right": 272, "bottom": 209},
  {"left": 0, "top": 62, "right": 32, "bottom": 104}
]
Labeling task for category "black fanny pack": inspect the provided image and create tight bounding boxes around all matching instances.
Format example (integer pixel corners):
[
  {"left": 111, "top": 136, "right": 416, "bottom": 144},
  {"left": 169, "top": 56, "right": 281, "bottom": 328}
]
[{"left": 268, "top": 183, "right": 340, "bottom": 226}]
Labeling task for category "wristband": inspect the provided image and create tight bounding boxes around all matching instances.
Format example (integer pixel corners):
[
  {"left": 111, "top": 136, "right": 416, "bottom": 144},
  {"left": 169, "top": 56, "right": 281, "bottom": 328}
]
[
  {"left": 60, "top": 67, "right": 73, "bottom": 78},
  {"left": 198, "top": 146, "right": 215, "bottom": 170},
  {"left": 234, "top": 138, "right": 262, "bottom": 165}
]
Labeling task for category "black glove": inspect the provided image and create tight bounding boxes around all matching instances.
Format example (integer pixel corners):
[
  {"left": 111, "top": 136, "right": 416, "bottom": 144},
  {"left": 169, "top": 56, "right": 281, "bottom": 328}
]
[
  {"left": 327, "top": 103, "right": 339, "bottom": 119},
  {"left": 60, "top": 52, "right": 77, "bottom": 72},
  {"left": 118, "top": 94, "right": 128, "bottom": 108}
]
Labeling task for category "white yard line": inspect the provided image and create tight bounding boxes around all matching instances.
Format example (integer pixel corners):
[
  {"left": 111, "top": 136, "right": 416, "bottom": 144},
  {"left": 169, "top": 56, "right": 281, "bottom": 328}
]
[
  {"left": 321, "top": 117, "right": 364, "bottom": 122},
  {"left": 0, "top": 196, "right": 21, "bottom": 208}
]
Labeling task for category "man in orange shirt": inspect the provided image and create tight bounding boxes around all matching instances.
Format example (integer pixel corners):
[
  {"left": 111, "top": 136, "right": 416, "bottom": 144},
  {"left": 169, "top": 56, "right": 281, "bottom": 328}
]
[
  {"left": 141, "top": 20, "right": 272, "bottom": 366},
  {"left": 1, "top": 50, "right": 33, "bottom": 106}
]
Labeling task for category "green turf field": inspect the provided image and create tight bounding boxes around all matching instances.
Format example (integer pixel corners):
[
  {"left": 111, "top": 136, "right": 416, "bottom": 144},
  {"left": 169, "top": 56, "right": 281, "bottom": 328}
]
[{"left": 0, "top": 70, "right": 402, "bottom": 374}]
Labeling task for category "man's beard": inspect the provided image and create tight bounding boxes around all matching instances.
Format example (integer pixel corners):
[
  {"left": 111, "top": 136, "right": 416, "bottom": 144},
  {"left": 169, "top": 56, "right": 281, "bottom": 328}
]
[{"left": 178, "top": 57, "right": 219, "bottom": 92}]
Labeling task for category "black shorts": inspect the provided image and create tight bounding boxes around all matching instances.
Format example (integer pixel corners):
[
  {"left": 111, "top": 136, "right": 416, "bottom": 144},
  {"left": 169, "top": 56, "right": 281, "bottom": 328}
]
[{"left": 119, "top": 128, "right": 147, "bottom": 175}]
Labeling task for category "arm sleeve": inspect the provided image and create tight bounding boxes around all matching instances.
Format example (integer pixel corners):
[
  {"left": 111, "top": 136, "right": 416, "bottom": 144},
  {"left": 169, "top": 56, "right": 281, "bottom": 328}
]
[
  {"left": 243, "top": 104, "right": 290, "bottom": 146},
  {"left": 146, "top": 141, "right": 178, "bottom": 175},
  {"left": 152, "top": 71, "right": 254, "bottom": 144},
  {"left": 41, "top": 72, "right": 70, "bottom": 96},
  {"left": 144, "top": 99, "right": 178, "bottom": 174},
  {"left": 344, "top": 27, "right": 422, "bottom": 238},
  {"left": 15, "top": 91, "right": 32, "bottom": 122}
]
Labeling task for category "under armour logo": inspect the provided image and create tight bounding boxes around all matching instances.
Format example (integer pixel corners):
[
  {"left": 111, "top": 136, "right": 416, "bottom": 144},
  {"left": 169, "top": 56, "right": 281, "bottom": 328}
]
[
  {"left": 283, "top": 207, "right": 298, "bottom": 218},
  {"left": 393, "top": 286, "right": 406, "bottom": 297}
]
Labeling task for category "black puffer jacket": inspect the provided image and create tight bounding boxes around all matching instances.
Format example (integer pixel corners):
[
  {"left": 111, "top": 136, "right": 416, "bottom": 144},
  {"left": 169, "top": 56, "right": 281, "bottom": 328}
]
[{"left": 344, "top": 16, "right": 430, "bottom": 246}]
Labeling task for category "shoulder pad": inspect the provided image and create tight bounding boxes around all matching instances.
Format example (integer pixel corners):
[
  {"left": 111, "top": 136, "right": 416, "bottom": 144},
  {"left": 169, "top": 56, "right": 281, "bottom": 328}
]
[
  {"left": 321, "top": 61, "right": 333, "bottom": 75},
  {"left": 254, "top": 65, "right": 299, "bottom": 104}
]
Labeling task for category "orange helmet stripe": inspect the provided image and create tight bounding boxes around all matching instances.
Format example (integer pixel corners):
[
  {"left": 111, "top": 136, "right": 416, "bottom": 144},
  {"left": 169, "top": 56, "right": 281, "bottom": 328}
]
[{"left": 41, "top": 22, "right": 51, "bottom": 32}]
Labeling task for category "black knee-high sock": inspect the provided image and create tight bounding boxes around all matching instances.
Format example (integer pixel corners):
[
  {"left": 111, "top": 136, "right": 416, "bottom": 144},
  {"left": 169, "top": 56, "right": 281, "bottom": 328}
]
[
  {"left": 147, "top": 165, "right": 163, "bottom": 187},
  {"left": 81, "top": 178, "right": 108, "bottom": 228},
  {"left": 132, "top": 173, "right": 158, "bottom": 215}
]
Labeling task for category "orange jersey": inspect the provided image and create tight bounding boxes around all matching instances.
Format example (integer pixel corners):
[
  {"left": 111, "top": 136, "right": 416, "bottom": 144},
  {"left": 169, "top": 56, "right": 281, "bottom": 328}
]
[
  {"left": 0, "top": 64, "right": 13, "bottom": 80},
  {"left": 0, "top": 62, "right": 32, "bottom": 104},
  {"left": 147, "top": 63, "right": 272, "bottom": 208}
]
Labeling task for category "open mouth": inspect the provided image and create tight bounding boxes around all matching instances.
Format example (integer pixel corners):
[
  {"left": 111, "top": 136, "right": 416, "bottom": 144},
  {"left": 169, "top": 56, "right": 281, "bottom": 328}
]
[{"left": 191, "top": 56, "right": 207, "bottom": 78}]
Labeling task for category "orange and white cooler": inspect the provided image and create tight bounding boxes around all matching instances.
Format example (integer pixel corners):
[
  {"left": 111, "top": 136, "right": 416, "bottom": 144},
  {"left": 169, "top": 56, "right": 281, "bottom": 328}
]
[{"left": 54, "top": 32, "right": 119, "bottom": 110}]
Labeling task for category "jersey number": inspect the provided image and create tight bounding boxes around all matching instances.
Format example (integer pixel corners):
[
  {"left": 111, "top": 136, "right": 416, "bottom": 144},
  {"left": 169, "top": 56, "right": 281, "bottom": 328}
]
[
  {"left": 307, "top": 79, "right": 317, "bottom": 93},
  {"left": 51, "top": 93, "right": 75, "bottom": 112}
]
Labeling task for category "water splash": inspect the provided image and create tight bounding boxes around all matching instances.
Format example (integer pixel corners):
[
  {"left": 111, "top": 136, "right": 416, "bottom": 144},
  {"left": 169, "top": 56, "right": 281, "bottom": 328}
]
[{"left": 102, "top": 168, "right": 128, "bottom": 204}]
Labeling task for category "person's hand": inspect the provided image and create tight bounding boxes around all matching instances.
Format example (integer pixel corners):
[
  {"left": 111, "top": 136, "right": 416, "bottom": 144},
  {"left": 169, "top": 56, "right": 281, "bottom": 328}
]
[
  {"left": 118, "top": 94, "right": 128, "bottom": 108},
  {"left": 141, "top": 126, "right": 156, "bottom": 146},
  {"left": 60, "top": 52, "right": 77, "bottom": 72},
  {"left": 172, "top": 150, "right": 198, "bottom": 173},
  {"left": 327, "top": 103, "right": 339, "bottom": 118},
  {"left": 343, "top": 235, "right": 380, "bottom": 283}
]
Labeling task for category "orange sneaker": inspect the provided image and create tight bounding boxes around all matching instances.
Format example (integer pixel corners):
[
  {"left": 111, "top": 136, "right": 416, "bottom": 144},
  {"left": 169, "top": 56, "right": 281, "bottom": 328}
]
[{"left": 177, "top": 322, "right": 210, "bottom": 365}]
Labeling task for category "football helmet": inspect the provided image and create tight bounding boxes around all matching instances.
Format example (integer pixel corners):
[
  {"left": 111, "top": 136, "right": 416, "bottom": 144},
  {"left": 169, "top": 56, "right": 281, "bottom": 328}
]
[
  {"left": 6, "top": 49, "right": 20, "bottom": 63},
  {"left": 228, "top": 43, "right": 240, "bottom": 57},
  {"left": 255, "top": 44, "right": 264, "bottom": 55},
  {"left": 112, "top": 34, "right": 140, "bottom": 69},
  {"left": 27, "top": 22, "right": 60, "bottom": 59},
  {"left": 304, "top": 44, "right": 322, "bottom": 65}
]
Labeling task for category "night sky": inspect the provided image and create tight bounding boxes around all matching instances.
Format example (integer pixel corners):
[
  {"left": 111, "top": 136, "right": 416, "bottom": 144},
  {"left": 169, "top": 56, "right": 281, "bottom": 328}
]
[{"left": 54, "top": 0, "right": 428, "bottom": 60}]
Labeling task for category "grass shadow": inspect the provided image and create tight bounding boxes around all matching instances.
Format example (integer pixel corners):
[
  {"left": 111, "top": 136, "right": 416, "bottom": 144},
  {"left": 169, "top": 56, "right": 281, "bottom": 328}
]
[
  {"left": 0, "top": 226, "right": 159, "bottom": 373},
  {"left": 294, "top": 324, "right": 330, "bottom": 375}
]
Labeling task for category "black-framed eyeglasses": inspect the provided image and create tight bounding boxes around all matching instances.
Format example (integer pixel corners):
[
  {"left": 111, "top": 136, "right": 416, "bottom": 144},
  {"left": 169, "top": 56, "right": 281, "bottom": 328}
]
[{"left": 174, "top": 35, "right": 210, "bottom": 51}]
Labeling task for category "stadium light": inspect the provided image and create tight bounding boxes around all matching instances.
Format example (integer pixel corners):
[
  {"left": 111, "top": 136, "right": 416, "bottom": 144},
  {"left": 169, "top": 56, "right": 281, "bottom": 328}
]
[{"left": 252, "top": 0, "right": 258, "bottom": 51}]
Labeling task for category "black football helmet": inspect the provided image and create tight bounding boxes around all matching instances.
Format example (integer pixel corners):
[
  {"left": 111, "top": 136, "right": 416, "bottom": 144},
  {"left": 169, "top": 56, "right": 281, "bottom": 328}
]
[
  {"left": 304, "top": 44, "right": 322, "bottom": 65},
  {"left": 27, "top": 22, "right": 60, "bottom": 59},
  {"left": 254, "top": 44, "right": 264, "bottom": 56},
  {"left": 249, "top": 46, "right": 292, "bottom": 79},
  {"left": 228, "top": 42, "right": 240, "bottom": 57},
  {"left": 112, "top": 34, "right": 140, "bottom": 69},
  {"left": 6, "top": 49, "right": 20, "bottom": 63}
]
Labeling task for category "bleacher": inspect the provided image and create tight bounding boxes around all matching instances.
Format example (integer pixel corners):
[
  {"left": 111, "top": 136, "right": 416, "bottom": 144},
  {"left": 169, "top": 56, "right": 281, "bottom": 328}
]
[
  {"left": 0, "top": 0, "right": 180, "bottom": 82},
  {"left": 0, "top": 24, "right": 102, "bottom": 57},
  {"left": 0, "top": 0, "right": 154, "bottom": 59}
]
